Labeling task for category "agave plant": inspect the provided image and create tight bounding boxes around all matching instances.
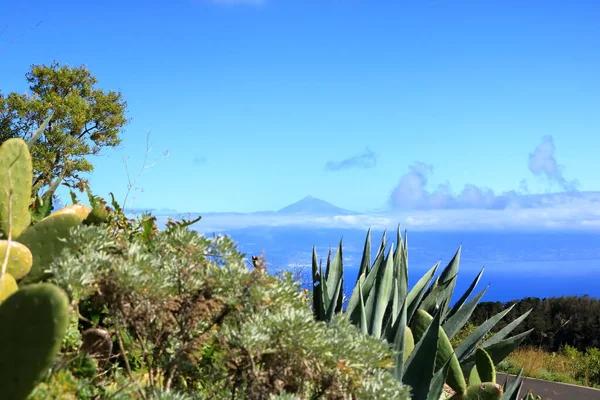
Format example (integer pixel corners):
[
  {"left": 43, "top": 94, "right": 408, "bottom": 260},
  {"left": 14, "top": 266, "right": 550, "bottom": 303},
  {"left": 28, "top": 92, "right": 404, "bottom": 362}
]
[{"left": 311, "top": 227, "right": 532, "bottom": 400}]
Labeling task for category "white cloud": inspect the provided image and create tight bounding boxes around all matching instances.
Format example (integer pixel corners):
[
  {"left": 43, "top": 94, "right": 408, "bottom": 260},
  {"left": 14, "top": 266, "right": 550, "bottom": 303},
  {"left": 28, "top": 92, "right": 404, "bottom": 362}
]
[{"left": 153, "top": 192, "right": 600, "bottom": 234}]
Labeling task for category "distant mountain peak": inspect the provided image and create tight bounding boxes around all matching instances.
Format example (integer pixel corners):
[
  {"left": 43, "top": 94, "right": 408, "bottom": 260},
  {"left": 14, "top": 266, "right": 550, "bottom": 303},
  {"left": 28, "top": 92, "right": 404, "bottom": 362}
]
[{"left": 277, "top": 196, "right": 357, "bottom": 215}]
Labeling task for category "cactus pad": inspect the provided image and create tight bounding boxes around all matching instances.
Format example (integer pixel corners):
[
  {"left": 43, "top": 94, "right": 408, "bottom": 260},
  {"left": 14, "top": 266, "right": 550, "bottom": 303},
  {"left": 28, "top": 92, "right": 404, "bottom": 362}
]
[
  {"left": 51, "top": 204, "right": 93, "bottom": 219},
  {"left": 0, "top": 240, "right": 33, "bottom": 280},
  {"left": 411, "top": 309, "right": 467, "bottom": 394},
  {"left": 0, "top": 283, "right": 69, "bottom": 399},
  {"left": 0, "top": 273, "right": 18, "bottom": 303},
  {"left": 468, "top": 348, "right": 496, "bottom": 385},
  {"left": 17, "top": 205, "right": 91, "bottom": 282},
  {"left": 404, "top": 326, "right": 415, "bottom": 361},
  {"left": 0, "top": 138, "right": 33, "bottom": 239},
  {"left": 449, "top": 382, "right": 503, "bottom": 400}
]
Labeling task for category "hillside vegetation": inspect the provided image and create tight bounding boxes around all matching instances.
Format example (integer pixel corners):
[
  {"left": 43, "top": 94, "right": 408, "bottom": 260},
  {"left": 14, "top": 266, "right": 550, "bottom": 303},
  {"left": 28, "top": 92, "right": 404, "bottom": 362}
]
[{"left": 0, "top": 62, "right": 544, "bottom": 400}]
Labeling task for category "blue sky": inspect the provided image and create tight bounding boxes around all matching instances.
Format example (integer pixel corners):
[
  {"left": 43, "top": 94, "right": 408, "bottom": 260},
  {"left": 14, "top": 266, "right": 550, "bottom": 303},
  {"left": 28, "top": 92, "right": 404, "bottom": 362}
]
[{"left": 1, "top": 0, "right": 599, "bottom": 224}]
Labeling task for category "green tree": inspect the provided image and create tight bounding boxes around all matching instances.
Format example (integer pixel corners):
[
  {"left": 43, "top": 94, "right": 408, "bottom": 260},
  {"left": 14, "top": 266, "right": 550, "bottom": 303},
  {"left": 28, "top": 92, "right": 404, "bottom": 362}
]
[{"left": 0, "top": 61, "right": 128, "bottom": 192}]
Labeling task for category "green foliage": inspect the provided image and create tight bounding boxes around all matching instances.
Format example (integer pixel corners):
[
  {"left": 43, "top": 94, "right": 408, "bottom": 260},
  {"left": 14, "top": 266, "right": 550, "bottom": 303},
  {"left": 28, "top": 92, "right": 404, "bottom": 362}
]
[
  {"left": 47, "top": 223, "right": 410, "bottom": 399},
  {"left": 470, "top": 295, "right": 600, "bottom": 352},
  {"left": 411, "top": 309, "right": 466, "bottom": 394},
  {"left": 0, "top": 132, "right": 116, "bottom": 398},
  {"left": 451, "top": 322, "right": 494, "bottom": 349},
  {"left": 311, "top": 227, "right": 531, "bottom": 400},
  {"left": 0, "top": 61, "right": 128, "bottom": 191},
  {"left": 561, "top": 345, "right": 600, "bottom": 386},
  {"left": 0, "top": 70, "right": 411, "bottom": 398}
]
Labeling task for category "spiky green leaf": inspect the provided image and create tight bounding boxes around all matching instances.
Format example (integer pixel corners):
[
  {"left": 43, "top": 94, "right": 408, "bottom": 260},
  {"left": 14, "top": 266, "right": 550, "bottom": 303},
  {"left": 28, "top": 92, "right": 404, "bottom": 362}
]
[
  {"left": 370, "top": 244, "right": 395, "bottom": 338},
  {"left": 445, "top": 267, "right": 485, "bottom": 322},
  {"left": 481, "top": 309, "right": 533, "bottom": 348},
  {"left": 443, "top": 286, "right": 489, "bottom": 340},
  {"left": 402, "top": 309, "right": 441, "bottom": 400},
  {"left": 357, "top": 227, "right": 371, "bottom": 280},
  {"left": 455, "top": 304, "right": 516, "bottom": 361},
  {"left": 406, "top": 262, "right": 439, "bottom": 322},
  {"left": 500, "top": 368, "right": 524, "bottom": 400}
]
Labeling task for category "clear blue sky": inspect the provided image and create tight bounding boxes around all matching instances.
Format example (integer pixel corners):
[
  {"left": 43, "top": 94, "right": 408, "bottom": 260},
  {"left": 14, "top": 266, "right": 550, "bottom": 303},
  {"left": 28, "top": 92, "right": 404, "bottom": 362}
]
[{"left": 2, "top": 0, "right": 599, "bottom": 214}]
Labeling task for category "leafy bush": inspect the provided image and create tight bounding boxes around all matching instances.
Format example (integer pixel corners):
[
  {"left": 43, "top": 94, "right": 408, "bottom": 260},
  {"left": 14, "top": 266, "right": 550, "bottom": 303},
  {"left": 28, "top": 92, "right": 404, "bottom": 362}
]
[{"left": 45, "top": 223, "right": 410, "bottom": 399}]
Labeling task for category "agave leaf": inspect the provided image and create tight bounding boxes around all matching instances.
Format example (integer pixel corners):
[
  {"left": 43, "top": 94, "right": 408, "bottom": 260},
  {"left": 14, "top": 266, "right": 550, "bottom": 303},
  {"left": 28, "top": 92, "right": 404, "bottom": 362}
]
[
  {"left": 31, "top": 167, "right": 67, "bottom": 223},
  {"left": 363, "top": 284, "right": 376, "bottom": 334},
  {"left": 392, "top": 300, "right": 408, "bottom": 381},
  {"left": 406, "top": 262, "right": 439, "bottom": 322},
  {"left": 324, "top": 247, "right": 332, "bottom": 280},
  {"left": 481, "top": 309, "right": 533, "bottom": 348},
  {"left": 391, "top": 278, "right": 400, "bottom": 328},
  {"left": 455, "top": 303, "right": 516, "bottom": 361},
  {"left": 462, "top": 329, "right": 534, "bottom": 378},
  {"left": 380, "top": 278, "right": 398, "bottom": 339},
  {"left": 402, "top": 308, "right": 441, "bottom": 400},
  {"left": 427, "top": 357, "right": 453, "bottom": 400},
  {"left": 428, "top": 276, "right": 440, "bottom": 292},
  {"left": 326, "top": 277, "right": 343, "bottom": 322},
  {"left": 358, "top": 281, "right": 368, "bottom": 335},
  {"left": 445, "top": 267, "right": 485, "bottom": 322},
  {"left": 347, "top": 233, "right": 387, "bottom": 318},
  {"left": 319, "top": 262, "right": 330, "bottom": 321},
  {"left": 370, "top": 244, "right": 395, "bottom": 338},
  {"left": 326, "top": 240, "right": 344, "bottom": 314},
  {"left": 485, "top": 329, "right": 533, "bottom": 364},
  {"left": 26, "top": 112, "right": 53, "bottom": 148},
  {"left": 362, "top": 230, "right": 387, "bottom": 291},
  {"left": 419, "top": 277, "right": 455, "bottom": 316},
  {"left": 437, "top": 246, "right": 461, "bottom": 319},
  {"left": 357, "top": 227, "right": 371, "bottom": 280},
  {"left": 443, "top": 286, "right": 489, "bottom": 340},
  {"left": 500, "top": 368, "right": 524, "bottom": 400},
  {"left": 439, "top": 246, "right": 461, "bottom": 284},
  {"left": 311, "top": 246, "right": 319, "bottom": 283},
  {"left": 40, "top": 167, "right": 66, "bottom": 203},
  {"left": 346, "top": 273, "right": 366, "bottom": 325},
  {"left": 312, "top": 247, "right": 324, "bottom": 320},
  {"left": 393, "top": 226, "right": 409, "bottom": 302}
]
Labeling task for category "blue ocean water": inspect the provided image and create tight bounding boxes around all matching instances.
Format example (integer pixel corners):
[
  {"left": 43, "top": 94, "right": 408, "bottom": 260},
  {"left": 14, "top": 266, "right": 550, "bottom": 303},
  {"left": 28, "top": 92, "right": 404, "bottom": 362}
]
[{"left": 219, "top": 227, "right": 600, "bottom": 302}]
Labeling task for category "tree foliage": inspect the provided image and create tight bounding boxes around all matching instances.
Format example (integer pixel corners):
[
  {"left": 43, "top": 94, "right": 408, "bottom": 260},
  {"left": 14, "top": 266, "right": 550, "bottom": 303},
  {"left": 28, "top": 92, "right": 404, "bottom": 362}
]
[
  {"left": 469, "top": 296, "right": 600, "bottom": 352},
  {"left": 0, "top": 61, "right": 128, "bottom": 192}
]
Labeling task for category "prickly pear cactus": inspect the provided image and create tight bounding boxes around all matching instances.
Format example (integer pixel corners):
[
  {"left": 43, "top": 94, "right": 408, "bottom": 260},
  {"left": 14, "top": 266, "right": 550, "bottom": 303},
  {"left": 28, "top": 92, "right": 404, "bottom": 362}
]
[
  {"left": 404, "top": 325, "right": 415, "bottom": 362},
  {"left": 83, "top": 201, "right": 111, "bottom": 225},
  {"left": 468, "top": 348, "right": 496, "bottom": 385},
  {"left": 411, "top": 309, "right": 467, "bottom": 394},
  {"left": 0, "top": 240, "right": 33, "bottom": 280},
  {"left": 18, "top": 204, "right": 92, "bottom": 282},
  {"left": 449, "top": 382, "right": 503, "bottom": 400},
  {"left": 0, "top": 272, "right": 18, "bottom": 303},
  {"left": 446, "top": 347, "right": 503, "bottom": 400},
  {"left": 0, "top": 283, "right": 69, "bottom": 399},
  {"left": 0, "top": 138, "right": 33, "bottom": 239}
]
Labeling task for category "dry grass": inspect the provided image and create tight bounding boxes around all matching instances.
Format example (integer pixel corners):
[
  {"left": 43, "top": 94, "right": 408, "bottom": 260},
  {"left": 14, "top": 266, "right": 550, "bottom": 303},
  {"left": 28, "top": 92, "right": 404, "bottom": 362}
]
[
  {"left": 507, "top": 347, "right": 574, "bottom": 378},
  {"left": 497, "top": 346, "right": 600, "bottom": 388}
]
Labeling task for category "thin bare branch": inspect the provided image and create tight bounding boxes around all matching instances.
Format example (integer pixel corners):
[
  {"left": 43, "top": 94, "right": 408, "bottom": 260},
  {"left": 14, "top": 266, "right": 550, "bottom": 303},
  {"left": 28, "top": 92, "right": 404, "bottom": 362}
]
[{"left": 121, "top": 129, "right": 169, "bottom": 211}]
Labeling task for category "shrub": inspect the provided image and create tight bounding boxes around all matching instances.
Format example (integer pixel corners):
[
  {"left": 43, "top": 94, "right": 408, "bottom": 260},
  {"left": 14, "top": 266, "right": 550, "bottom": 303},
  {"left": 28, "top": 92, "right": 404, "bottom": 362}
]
[{"left": 46, "top": 224, "right": 410, "bottom": 399}]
